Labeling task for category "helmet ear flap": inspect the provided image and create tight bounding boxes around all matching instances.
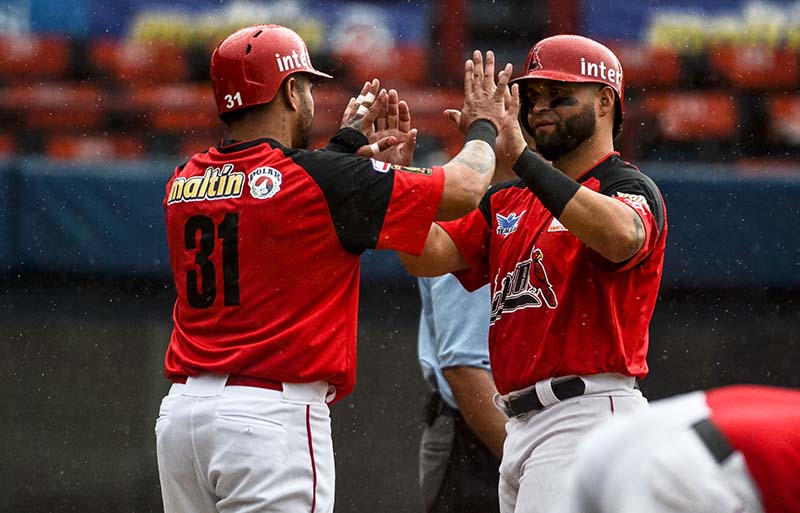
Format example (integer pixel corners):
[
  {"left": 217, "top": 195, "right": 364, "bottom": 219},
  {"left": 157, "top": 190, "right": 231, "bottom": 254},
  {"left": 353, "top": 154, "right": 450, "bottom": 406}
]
[{"left": 519, "top": 94, "right": 534, "bottom": 137}]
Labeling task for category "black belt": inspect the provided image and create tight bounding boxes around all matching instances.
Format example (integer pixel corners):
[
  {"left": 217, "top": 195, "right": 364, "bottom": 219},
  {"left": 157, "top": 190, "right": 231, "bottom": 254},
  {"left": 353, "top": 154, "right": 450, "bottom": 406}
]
[
  {"left": 691, "top": 418, "right": 734, "bottom": 463},
  {"left": 503, "top": 377, "right": 586, "bottom": 417}
]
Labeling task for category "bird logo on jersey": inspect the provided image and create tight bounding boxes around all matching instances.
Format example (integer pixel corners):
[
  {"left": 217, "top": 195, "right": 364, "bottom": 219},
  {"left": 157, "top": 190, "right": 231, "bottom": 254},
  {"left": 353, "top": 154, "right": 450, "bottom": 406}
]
[
  {"left": 496, "top": 211, "right": 526, "bottom": 237},
  {"left": 248, "top": 167, "right": 282, "bottom": 199},
  {"left": 490, "top": 247, "right": 557, "bottom": 325}
]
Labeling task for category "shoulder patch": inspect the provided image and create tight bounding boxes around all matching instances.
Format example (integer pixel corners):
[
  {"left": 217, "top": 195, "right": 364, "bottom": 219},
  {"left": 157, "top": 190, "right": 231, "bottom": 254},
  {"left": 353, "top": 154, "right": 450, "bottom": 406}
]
[
  {"left": 248, "top": 166, "right": 282, "bottom": 199},
  {"left": 615, "top": 191, "right": 651, "bottom": 212},
  {"left": 371, "top": 159, "right": 391, "bottom": 173},
  {"left": 391, "top": 164, "right": 432, "bottom": 176}
]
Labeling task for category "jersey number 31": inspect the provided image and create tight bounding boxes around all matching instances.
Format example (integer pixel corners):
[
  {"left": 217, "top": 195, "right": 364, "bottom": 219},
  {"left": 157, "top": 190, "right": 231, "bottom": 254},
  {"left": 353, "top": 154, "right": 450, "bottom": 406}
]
[{"left": 184, "top": 213, "right": 240, "bottom": 308}]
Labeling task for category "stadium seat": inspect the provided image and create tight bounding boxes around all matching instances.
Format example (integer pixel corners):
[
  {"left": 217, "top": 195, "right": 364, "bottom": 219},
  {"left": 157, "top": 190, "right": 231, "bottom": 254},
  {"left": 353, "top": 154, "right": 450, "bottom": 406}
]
[
  {"left": 336, "top": 46, "right": 428, "bottom": 87},
  {"left": 0, "top": 33, "right": 70, "bottom": 82},
  {"left": 709, "top": 44, "right": 798, "bottom": 90},
  {"left": 123, "top": 84, "right": 217, "bottom": 132},
  {"left": 88, "top": 38, "right": 189, "bottom": 85},
  {"left": 0, "top": 83, "right": 105, "bottom": 131},
  {"left": 643, "top": 91, "right": 739, "bottom": 142},
  {"left": 767, "top": 93, "right": 800, "bottom": 146},
  {"left": 607, "top": 43, "right": 681, "bottom": 88},
  {"left": 0, "top": 132, "right": 15, "bottom": 156},
  {"left": 44, "top": 134, "right": 145, "bottom": 160}
]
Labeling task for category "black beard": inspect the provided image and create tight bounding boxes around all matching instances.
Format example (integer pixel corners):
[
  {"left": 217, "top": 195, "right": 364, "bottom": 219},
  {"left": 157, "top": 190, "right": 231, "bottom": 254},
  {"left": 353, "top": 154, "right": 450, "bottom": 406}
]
[{"left": 533, "top": 104, "right": 596, "bottom": 162}]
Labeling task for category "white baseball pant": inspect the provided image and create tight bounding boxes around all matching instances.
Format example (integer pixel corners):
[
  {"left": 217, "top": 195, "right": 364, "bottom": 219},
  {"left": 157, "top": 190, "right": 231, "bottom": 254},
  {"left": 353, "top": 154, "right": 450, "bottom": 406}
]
[
  {"left": 496, "top": 373, "right": 647, "bottom": 513},
  {"left": 155, "top": 374, "right": 335, "bottom": 513}
]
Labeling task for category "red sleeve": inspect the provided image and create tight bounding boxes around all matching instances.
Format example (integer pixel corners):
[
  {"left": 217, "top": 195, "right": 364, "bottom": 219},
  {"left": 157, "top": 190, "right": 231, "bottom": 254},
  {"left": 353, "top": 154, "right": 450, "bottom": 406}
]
[
  {"left": 437, "top": 208, "right": 491, "bottom": 292},
  {"left": 375, "top": 165, "right": 445, "bottom": 255},
  {"left": 613, "top": 194, "right": 661, "bottom": 271}
]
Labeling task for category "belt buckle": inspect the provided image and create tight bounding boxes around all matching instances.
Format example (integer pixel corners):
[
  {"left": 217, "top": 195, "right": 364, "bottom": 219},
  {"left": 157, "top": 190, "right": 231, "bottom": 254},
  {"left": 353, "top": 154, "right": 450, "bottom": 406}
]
[{"left": 505, "top": 392, "right": 530, "bottom": 420}]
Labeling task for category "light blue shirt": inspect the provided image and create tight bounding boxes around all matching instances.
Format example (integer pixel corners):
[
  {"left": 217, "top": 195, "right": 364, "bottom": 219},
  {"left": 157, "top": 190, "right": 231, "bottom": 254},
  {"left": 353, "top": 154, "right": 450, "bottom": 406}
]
[{"left": 418, "top": 275, "right": 492, "bottom": 410}]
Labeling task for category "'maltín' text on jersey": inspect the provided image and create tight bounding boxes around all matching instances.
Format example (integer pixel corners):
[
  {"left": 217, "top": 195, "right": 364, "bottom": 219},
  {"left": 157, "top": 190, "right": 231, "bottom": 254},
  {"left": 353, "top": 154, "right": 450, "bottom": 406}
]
[{"left": 168, "top": 163, "right": 245, "bottom": 204}]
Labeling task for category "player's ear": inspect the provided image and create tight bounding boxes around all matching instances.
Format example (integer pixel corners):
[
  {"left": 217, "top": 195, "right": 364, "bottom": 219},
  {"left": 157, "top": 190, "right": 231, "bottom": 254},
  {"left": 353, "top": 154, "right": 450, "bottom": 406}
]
[
  {"left": 282, "top": 76, "right": 301, "bottom": 112},
  {"left": 597, "top": 86, "right": 614, "bottom": 118}
]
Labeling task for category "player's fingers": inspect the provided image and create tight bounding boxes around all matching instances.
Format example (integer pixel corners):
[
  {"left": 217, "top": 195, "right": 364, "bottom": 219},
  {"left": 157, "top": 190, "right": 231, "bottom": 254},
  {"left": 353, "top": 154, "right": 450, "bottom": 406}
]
[
  {"left": 463, "top": 58, "right": 475, "bottom": 97},
  {"left": 508, "top": 83, "right": 521, "bottom": 119},
  {"left": 404, "top": 128, "right": 418, "bottom": 157},
  {"left": 483, "top": 50, "right": 496, "bottom": 91},
  {"left": 386, "top": 89, "right": 399, "bottom": 129},
  {"left": 398, "top": 100, "right": 411, "bottom": 133},
  {"left": 494, "top": 63, "right": 513, "bottom": 100},
  {"left": 342, "top": 97, "right": 357, "bottom": 122},
  {"left": 444, "top": 109, "right": 462, "bottom": 127},
  {"left": 472, "top": 50, "right": 484, "bottom": 93},
  {"left": 366, "top": 89, "right": 389, "bottom": 127}
]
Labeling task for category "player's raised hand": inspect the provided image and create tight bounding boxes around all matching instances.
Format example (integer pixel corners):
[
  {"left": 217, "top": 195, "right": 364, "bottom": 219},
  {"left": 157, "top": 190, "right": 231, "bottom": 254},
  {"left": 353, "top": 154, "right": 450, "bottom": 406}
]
[
  {"left": 356, "top": 88, "right": 417, "bottom": 165},
  {"left": 496, "top": 82, "right": 528, "bottom": 170},
  {"left": 444, "top": 51, "right": 513, "bottom": 134},
  {"left": 340, "top": 79, "right": 387, "bottom": 134}
]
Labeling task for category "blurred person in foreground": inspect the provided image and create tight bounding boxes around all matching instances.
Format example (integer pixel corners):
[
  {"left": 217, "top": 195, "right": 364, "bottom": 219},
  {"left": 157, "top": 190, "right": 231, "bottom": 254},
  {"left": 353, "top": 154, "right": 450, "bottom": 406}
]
[
  {"left": 155, "top": 23, "right": 515, "bottom": 513},
  {"left": 400, "top": 34, "right": 668, "bottom": 513},
  {"left": 556, "top": 385, "right": 800, "bottom": 513}
]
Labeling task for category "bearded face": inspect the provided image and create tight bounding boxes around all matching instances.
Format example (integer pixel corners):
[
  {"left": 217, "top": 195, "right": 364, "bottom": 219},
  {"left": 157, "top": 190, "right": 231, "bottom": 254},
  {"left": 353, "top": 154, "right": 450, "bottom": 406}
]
[{"left": 531, "top": 101, "right": 596, "bottom": 162}]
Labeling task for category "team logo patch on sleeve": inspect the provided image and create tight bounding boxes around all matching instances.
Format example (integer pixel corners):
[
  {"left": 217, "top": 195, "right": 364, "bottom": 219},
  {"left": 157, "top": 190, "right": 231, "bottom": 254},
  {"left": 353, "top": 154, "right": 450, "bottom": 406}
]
[
  {"left": 371, "top": 159, "right": 391, "bottom": 173},
  {"left": 391, "top": 164, "right": 432, "bottom": 176},
  {"left": 496, "top": 211, "right": 525, "bottom": 237},
  {"left": 615, "top": 192, "right": 651, "bottom": 213},
  {"left": 248, "top": 167, "right": 282, "bottom": 199}
]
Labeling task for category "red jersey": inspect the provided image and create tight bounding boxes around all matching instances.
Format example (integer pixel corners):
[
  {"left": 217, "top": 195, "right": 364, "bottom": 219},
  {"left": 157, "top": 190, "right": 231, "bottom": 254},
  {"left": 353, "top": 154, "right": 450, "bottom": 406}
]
[
  {"left": 439, "top": 152, "right": 666, "bottom": 395},
  {"left": 163, "top": 134, "right": 445, "bottom": 398},
  {"left": 706, "top": 386, "right": 800, "bottom": 513}
]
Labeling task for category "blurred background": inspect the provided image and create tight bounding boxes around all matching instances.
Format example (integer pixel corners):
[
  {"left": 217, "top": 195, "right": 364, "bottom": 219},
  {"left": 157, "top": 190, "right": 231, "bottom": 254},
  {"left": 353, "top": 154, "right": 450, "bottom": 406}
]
[{"left": 1, "top": 0, "right": 799, "bottom": 512}]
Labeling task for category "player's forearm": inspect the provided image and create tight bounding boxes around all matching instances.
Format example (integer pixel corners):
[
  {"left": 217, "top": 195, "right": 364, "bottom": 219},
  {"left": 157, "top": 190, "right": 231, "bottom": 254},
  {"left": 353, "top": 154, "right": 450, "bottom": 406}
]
[
  {"left": 443, "top": 366, "right": 507, "bottom": 459},
  {"left": 437, "top": 121, "right": 497, "bottom": 221},
  {"left": 558, "top": 188, "right": 645, "bottom": 262},
  {"left": 513, "top": 148, "right": 644, "bottom": 262},
  {"left": 398, "top": 224, "right": 468, "bottom": 277}
]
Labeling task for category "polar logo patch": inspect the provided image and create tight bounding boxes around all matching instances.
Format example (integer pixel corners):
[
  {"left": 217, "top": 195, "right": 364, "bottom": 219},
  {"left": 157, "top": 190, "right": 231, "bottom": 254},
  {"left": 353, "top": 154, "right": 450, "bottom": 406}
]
[{"left": 248, "top": 167, "right": 282, "bottom": 199}]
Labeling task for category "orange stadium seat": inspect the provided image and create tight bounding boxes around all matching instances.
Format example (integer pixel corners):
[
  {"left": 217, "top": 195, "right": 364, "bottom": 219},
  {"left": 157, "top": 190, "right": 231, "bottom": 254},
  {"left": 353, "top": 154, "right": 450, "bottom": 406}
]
[
  {"left": 767, "top": 93, "right": 800, "bottom": 146},
  {"left": 88, "top": 38, "right": 189, "bottom": 85},
  {"left": 0, "top": 33, "right": 70, "bottom": 82},
  {"left": 44, "top": 134, "right": 145, "bottom": 160},
  {"left": 709, "top": 44, "right": 799, "bottom": 89},
  {"left": 608, "top": 43, "right": 681, "bottom": 88},
  {"left": 643, "top": 91, "right": 739, "bottom": 141},
  {"left": 336, "top": 46, "right": 428, "bottom": 87},
  {"left": 0, "top": 132, "right": 15, "bottom": 156},
  {"left": 124, "top": 84, "right": 218, "bottom": 132},
  {"left": 0, "top": 83, "right": 105, "bottom": 130}
]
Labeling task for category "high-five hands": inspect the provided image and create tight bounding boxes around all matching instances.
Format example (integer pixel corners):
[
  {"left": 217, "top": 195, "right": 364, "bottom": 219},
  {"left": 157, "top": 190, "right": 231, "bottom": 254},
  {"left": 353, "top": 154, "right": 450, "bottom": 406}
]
[
  {"left": 444, "top": 50, "right": 513, "bottom": 134},
  {"left": 339, "top": 79, "right": 417, "bottom": 166}
]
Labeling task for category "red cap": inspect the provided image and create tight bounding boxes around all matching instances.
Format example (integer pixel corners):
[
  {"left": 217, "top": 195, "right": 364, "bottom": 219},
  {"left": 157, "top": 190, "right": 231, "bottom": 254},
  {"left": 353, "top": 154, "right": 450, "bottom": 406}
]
[{"left": 210, "top": 24, "right": 332, "bottom": 116}]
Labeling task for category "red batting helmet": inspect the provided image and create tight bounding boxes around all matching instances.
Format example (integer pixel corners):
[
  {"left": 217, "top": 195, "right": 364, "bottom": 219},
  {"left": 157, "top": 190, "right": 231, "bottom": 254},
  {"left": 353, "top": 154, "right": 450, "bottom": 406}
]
[
  {"left": 210, "top": 24, "right": 333, "bottom": 117},
  {"left": 511, "top": 35, "right": 625, "bottom": 136}
]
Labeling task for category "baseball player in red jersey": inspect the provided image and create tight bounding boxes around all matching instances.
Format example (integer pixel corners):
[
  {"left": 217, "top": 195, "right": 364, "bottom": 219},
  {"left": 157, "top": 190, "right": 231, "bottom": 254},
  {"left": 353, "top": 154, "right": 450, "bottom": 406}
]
[
  {"left": 155, "top": 24, "right": 514, "bottom": 513},
  {"left": 400, "top": 35, "right": 667, "bottom": 513},
  {"left": 556, "top": 385, "right": 800, "bottom": 513}
]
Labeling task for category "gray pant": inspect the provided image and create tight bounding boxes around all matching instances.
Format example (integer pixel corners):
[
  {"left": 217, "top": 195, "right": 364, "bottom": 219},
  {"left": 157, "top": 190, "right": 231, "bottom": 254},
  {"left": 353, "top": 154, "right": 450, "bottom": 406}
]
[{"left": 420, "top": 394, "right": 501, "bottom": 513}]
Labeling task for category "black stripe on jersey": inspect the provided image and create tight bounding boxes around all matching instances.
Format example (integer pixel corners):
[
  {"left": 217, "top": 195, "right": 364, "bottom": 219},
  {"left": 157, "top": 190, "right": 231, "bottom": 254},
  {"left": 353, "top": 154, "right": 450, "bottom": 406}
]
[{"left": 283, "top": 145, "right": 394, "bottom": 255}]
